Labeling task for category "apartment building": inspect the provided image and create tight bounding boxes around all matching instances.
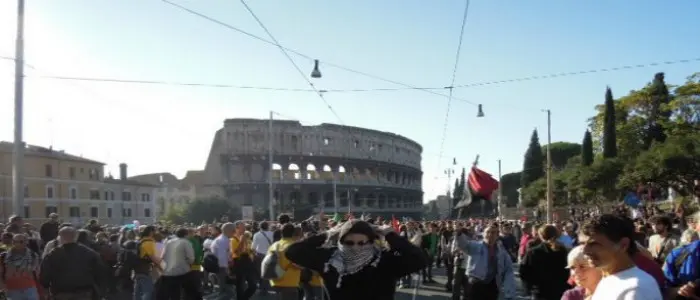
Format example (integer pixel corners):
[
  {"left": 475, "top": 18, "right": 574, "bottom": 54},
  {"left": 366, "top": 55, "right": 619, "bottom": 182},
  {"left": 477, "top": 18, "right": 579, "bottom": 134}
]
[
  {"left": 130, "top": 170, "right": 204, "bottom": 218},
  {"left": 0, "top": 142, "right": 156, "bottom": 226}
]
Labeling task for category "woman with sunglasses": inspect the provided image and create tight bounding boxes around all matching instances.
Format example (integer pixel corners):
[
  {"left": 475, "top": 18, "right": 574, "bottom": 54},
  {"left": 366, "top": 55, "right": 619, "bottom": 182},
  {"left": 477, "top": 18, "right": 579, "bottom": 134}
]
[{"left": 286, "top": 219, "right": 427, "bottom": 300}]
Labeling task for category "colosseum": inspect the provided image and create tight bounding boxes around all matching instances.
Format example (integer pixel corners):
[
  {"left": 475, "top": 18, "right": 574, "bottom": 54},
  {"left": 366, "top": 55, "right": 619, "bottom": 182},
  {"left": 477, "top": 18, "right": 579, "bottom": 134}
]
[{"left": 200, "top": 118, "right": 424, "bottom": 220}]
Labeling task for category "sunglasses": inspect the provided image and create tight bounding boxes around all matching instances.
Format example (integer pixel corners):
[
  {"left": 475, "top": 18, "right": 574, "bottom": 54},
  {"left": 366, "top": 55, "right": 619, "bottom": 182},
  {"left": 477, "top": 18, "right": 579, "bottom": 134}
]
[{"left": 341, "top": 240, "right": 370, "bottom": 246}]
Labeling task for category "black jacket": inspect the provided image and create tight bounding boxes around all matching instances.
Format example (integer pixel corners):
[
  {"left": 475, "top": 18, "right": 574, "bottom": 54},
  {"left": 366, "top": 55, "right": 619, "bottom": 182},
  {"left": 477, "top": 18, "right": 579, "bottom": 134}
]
[
  {"left": 286, "top": 232, "right": 426, "bottom": 300},
  {"left": 519, "top": 243, "right": 570, "bottom": 300},
  {"left": 40, "top": 243, "right": 105, "bottom": 294}
]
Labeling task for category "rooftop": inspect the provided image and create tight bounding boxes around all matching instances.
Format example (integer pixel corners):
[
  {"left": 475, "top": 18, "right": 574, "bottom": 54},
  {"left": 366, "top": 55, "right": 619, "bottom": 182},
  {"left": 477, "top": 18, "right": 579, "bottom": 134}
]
[{"left": 0, "top": 141, "right": 105, "bottom": 165}]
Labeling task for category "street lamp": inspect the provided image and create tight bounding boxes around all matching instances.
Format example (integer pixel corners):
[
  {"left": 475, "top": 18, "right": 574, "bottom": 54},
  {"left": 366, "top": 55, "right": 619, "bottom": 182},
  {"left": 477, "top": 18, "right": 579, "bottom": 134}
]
[
  {"left": 477, "top": 104, "right": 485, "bottom": 117},
  {"left": 310, "top": 59, "right": 322, "bottom": 78},
  {"left": 542, "top": 109, "right": 552, "bottom": 223}
]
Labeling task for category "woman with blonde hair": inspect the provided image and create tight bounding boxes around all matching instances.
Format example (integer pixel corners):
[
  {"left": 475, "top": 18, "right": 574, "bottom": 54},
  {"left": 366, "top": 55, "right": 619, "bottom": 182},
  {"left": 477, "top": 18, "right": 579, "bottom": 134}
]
[
  {"left": 520, "top": 224, "right": 570, "bottom": 300},
  {"left": 561, "top": 245, "right": 603, "bottom": 300}
]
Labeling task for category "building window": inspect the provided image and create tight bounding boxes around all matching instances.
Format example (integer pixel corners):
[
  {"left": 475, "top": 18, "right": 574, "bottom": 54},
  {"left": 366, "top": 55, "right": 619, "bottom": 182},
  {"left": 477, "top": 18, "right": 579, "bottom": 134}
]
[
  {"left": 121, "top": 208, "right": 126, "bottom": 217},
  {"left": 107, "top": 208, "right": 112, "bottom": 218},
  {"left": 70, "top": 187, "right": 78, "bottom": 200},
  {"left": 90, "top": 207, "right": 98, "bottom": 218},
  {"left": 89, "top": 189, "right": 100, "bottom": 200},
  {"left": 23, "top": 206, "right": 30, "bottom": 218},
  {"left": 45, "top": 206, "right": 57, "bottom": 217},
  {"left": 141, "top": 193, "right": 150, "bottom": 202},
  {"left": 144, "top": 209, "right": 151, "bottom": 218},
  {"left": 354, "top": 140, "right": 359, "bottom": 148},
  {"left": 23, "top": 185, "right": 29, "bottom": 198},
  {"left": 122, "top": 191, "right": 132, "bottom": 201},
  {"left": 45, "top": 164, "right": 53, "bottom": 177},
  {"left": 323, "top": 137, "right": 330, "bottom": 145},
  {"left": 104, "top": 191, "right": 109, "bottom": 200},
  {"left": 127, "top": 208, "right": 132, "bottom": 217},
  {"left": 69, "top": 207, "right": 80, "bottom": 217},
  {"left": 69, "top": 167, "right": 76, "bottom": 179},
  {"left": 110, "top": 191, "right": 115, "bottom": 200},
  {"left": 46, "top": 186, "right": 54, "bottom": 199},
  {"left": 291, "top": 136, "right": 299, "bottom": 150},
  {"left": 88, "top": 169, "right": 96, "bottom": 180}
]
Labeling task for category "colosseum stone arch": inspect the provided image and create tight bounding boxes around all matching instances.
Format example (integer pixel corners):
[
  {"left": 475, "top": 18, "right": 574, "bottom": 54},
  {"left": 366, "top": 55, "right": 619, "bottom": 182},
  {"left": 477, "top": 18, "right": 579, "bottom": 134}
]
[{"left": 201, "top": 118, "right": 424, "bottom": 220}]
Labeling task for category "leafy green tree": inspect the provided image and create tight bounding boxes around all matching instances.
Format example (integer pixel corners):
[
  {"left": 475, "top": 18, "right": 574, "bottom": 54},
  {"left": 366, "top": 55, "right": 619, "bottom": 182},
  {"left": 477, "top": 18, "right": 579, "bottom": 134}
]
[
  {"left": 603, "top": 87, "right": 618, "bottom": 158},
  {"left": 520, "top": 177, "right": 546, "bottom": 208},
  {"left": 500, "top": 172, "right": 522, "bottom": 207},
  {"left": 619, "top": 132, "right": 700, "bottom": 199},
  {"left": 160, "top": 197, "right": 240, "bottom": 224},
  {"left": 645, "top": 73, "right": 672, "bottom": 148},
  {"left": 578, "top": 158, "right": 624, "bottom": 203},
  {"left": 581, "top": 130, "right": 594, "bottom": 166},
  {"left": 543, "top": 142, "right": 581, "bottom": 170},
  {"left": 521, "top": 129, "right": 545, "bottom": 187}
]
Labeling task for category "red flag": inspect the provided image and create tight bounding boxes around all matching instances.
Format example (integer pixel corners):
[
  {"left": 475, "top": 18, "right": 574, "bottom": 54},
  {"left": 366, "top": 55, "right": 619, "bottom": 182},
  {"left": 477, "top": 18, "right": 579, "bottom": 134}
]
[
  {"left": 468, "top": 166, "right": 499, "bottom": 200},
  {"left": 391, "top": 215, "right": 400, "bottom": 232}
]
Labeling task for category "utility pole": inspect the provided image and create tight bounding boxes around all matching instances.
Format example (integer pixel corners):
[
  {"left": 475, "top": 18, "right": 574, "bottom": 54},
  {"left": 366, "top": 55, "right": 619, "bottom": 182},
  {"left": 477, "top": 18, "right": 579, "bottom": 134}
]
[
  {"left": 332, "top": 174, "right": 338, "bottom": 214},
  {"left": 12, "top": 0, "right": 26, "bottom": 217},
  {"left": 268, "top": 111, "right": 274, "bottom": 221},
  {"left": 497, "top": 159, "right": 502, "bottom": 220},
  {"left": 545, "top": 109, "right": 553, "bottom": 223}
]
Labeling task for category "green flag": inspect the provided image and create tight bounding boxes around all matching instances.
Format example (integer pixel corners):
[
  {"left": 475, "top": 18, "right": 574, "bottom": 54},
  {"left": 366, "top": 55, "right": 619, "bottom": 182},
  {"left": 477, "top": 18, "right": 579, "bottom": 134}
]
[{"left": 332, "top": 213, "right": 342, "bottom": 222}]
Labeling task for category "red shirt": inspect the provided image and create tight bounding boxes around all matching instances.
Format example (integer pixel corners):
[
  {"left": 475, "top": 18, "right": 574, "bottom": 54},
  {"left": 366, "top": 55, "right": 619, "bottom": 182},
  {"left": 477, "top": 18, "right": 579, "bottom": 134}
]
[{"left": 633, "top": 251, "right": 665, "bottom": 289}]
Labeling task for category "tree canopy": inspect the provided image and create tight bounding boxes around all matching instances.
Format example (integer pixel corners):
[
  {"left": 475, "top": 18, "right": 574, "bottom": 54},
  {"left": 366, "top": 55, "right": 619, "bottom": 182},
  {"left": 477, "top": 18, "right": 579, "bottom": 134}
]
[{"left": 514, "top": 72, "right": 700, "bottom": 208}]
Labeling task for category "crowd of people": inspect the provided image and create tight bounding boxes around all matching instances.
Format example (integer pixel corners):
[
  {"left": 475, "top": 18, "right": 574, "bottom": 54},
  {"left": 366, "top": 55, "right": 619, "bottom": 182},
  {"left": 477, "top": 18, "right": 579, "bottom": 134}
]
[{"left": 2, "top": 204, "right": 700, "bottom": 300}]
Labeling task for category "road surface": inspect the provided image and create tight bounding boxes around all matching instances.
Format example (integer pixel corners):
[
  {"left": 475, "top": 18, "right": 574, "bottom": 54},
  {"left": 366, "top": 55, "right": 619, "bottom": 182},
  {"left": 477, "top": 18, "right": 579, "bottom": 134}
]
[{"left": 205, "top": 265, "right": 528, "bottom": 299}]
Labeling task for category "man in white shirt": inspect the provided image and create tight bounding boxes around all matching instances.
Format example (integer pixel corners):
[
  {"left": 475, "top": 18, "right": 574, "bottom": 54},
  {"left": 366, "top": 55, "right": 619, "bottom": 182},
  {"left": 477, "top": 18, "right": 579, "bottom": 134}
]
[
  {"left": 159, "top": 228, "right": 196, "bottom": 299},
  {"left": 211, "top": 223, "right": 235, "bottom": 300},
  {"left": 581, "top": 214, "right": 662, "bottom": 300},
  {"left": 251, "top": 221, "right": 274, "bottom": 293}
]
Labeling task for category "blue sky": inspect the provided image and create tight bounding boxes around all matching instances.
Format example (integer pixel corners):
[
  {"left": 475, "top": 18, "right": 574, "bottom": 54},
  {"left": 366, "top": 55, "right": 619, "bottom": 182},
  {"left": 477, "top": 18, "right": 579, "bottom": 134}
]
[{"left": 1, "top": 0, "right": 699, "bottom": 202}]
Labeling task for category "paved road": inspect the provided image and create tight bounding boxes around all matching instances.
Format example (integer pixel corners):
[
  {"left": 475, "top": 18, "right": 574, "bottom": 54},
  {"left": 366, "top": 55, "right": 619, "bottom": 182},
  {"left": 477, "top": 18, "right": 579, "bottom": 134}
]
[{"left": 205, "top": 265, "right": 527, "bottom": 299}]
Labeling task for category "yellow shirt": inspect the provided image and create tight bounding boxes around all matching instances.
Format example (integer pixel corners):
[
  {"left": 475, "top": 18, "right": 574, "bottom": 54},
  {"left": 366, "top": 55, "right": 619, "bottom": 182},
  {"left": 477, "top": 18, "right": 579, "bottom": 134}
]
[
  {"left": 309, "top": 271, "right": 323, "bottom": 287},
  {"left": 230, "top": 235, "right": 253, "bottom": 260},
  {"left": 268, "top": 238, "right": 301, "bottom": 288},
  {"left": 139, "top": 238, "right": 156, "bottom": 259}
]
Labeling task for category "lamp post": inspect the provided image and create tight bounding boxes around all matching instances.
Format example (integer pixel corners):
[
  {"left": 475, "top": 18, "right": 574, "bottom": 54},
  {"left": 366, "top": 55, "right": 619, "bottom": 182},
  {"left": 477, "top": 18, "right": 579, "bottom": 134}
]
[
  {"left": 542, "top": 109, "right": 553, "bottom": 223},
  {"left": 12, "top": 0, "right": 26, "bottom": 217},
  {"left": 268, "top": 111, "right": 275, "bottom": 221}
]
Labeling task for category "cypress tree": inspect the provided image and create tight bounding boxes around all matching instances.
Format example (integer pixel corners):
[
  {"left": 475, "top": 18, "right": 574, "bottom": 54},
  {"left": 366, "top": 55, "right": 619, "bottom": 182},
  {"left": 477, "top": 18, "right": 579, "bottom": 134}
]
[
  {"left": 521, "top": 129, "right": 545, "bottom": 187},
  {"left": 459, "top": 167, "right": 466, "bottom": 194},
  {"left": 602, "top": 87, "right": 618, "bottom": 158},
  {"left": 581, "top": 130, "right": 594, "bottom": 166},
  {"left": 647, "top": 72, "right": 671, "bottom": 146},
  {"left": 452, "top": 178, "right": 460, "bottom": 199}
]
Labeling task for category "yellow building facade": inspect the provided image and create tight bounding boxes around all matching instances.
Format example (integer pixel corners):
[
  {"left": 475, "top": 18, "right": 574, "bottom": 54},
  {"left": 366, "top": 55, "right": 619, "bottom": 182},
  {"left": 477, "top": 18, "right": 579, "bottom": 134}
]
[{"left": 0, "top": 142, "right": 156, "bottom": 227}]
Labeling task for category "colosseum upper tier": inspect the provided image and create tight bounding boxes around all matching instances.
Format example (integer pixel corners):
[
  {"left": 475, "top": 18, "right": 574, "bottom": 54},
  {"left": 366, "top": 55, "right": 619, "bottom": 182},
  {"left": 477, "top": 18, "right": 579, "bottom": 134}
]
[{"left": 201, "top": 118, "right": 424, "bottom": 220}]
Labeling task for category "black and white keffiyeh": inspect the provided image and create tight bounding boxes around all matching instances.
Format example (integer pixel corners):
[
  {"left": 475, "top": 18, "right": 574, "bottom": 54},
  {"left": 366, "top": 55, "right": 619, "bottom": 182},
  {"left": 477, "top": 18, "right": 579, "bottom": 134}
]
[{"left": 324, "top": 243, "right": 381, "bottom": 288}]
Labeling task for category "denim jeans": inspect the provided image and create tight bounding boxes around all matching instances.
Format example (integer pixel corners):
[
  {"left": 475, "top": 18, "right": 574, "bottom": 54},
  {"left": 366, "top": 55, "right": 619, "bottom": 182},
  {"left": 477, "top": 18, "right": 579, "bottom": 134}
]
[
  {"left": 6, "top": 287, "right": 39, "bottom": 300},
  {"left": 133, "top": 273, "right": 154, "bottom": 300},
  {"left": 216, "top": 268, "right": 235, "bottom": 300}
]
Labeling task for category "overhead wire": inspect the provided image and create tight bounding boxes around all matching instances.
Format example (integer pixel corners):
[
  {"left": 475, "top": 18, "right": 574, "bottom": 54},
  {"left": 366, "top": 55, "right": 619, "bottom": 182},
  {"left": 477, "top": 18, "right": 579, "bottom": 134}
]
[
  {"left": 434, "top": 0, "right": 472, "bottom": 196},
  {"left": 237, "top": 1, "right": 430, "bottom": 197},
  {"left": 238, "top": 0, "right": 344, "bottom": 123},
  {"left": 160, "top": 0, "right": 478, "bottom": 105},
  {"left": 2, "top": 55, "right": 699, "bottom": 96}
]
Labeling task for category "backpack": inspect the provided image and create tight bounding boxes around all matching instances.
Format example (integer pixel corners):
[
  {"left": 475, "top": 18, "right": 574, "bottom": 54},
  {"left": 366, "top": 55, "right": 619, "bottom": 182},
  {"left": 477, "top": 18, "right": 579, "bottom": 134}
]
[
  {"left": 202, "top": 253, "right": 220, "bottom": 273},
  {"left": 261, "top": 243, "right": 286, "bottom": 280},
  {"left": 114, "top": 240, "right": 141, "bottom": 278}
]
